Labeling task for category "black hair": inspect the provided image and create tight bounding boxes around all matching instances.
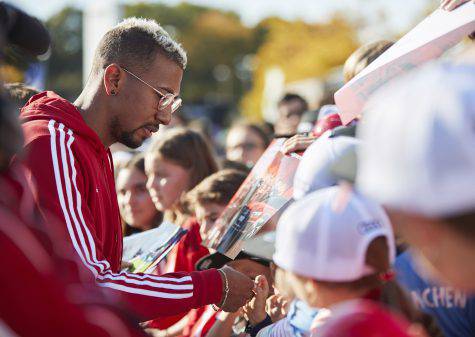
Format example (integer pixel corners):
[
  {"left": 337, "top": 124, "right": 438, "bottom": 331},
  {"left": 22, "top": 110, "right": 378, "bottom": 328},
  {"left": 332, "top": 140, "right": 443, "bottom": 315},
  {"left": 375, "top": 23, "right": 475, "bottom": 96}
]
[{"left": 278, "top": 93, "right": 308, "bottom": 112}]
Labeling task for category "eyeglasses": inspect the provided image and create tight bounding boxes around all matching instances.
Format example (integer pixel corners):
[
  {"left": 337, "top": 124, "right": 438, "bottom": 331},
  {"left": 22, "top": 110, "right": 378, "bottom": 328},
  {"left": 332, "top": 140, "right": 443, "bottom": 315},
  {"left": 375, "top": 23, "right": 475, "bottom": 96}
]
[{"left": 120, "top": 66, "right": 182, "bottom": 113}]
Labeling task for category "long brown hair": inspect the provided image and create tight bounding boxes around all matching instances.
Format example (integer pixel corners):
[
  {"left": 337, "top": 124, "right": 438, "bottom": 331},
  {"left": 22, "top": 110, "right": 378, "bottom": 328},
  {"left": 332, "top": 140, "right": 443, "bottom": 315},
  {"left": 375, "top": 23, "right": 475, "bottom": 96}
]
[
  {"left": 148, "top": 128, "right": 218, "bottom": 223},
  {"left": 343, "top": 40, "right": 394, "bottom": 83},
  {"left": 149, "top": 128, "right": 218, "bottom": 189}
]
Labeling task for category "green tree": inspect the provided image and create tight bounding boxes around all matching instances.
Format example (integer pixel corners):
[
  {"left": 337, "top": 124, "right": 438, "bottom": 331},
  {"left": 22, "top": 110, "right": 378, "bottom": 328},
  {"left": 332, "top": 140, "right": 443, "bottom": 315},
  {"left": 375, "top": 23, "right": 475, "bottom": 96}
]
[
  {"left": 43, "top": 3, "right": 360, "bottom": 123},
  {"left": 45, "top": 7, "right": 83, "bottom": 101},
  {"left": 124, "top": 2, "right": 259, "bottom": 113},
  {"left": 241, "top": 16, "right": 359, "bottom": 120}
]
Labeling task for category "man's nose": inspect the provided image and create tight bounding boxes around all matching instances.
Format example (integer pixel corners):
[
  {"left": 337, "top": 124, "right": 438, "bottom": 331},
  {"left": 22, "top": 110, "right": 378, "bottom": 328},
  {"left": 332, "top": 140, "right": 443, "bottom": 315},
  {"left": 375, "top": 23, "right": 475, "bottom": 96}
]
[
  {"left": 128, "top": 190, "right": 139, "bottom": 206},
  {"left": 155, "top": 108, "right": 172, "bottom": 125}
]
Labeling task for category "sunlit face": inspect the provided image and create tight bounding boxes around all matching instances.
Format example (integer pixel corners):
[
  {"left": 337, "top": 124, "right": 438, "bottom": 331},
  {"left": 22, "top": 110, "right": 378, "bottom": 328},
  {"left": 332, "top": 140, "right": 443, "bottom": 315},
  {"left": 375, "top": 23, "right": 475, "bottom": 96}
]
[
  {"left": 145, "top": 155, "right": 190, "bottom": 212},
  {"left": 116, "top": 167, "right": 158, "bottom": 230},
  {"left": 275, "top": 100, "right": 305, "bottom": 135},
  {"left": 108, "top": 53, "right": 183, "bottom": 148},
  {"left": 227, "top": 259, "right": 272, "bottom": 284},
  {"left": 275, "top": 267, "right": 298, "bottom": 300},
  {"left": 226, "top": 127, "right": 266, "bottom": 166},
  {"left": 388, "top": 209, "right": 475, "bottom": 292},
  {"left": 195, "top": 202, "right": 226, "bottom": 241}
]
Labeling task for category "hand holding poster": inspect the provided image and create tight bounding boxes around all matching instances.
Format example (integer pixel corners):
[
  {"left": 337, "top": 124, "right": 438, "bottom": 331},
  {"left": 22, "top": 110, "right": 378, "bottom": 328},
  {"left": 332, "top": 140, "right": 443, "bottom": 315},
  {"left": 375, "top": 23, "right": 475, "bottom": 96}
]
[
  {"left": 204, "top": 139, "right": 301, "bottom": 258},
  {"left": 335, "top": 2, "right": 475, "bottom": 124},
  {"left": 122, "top": 222, "right": 187, "bottom": 273}
]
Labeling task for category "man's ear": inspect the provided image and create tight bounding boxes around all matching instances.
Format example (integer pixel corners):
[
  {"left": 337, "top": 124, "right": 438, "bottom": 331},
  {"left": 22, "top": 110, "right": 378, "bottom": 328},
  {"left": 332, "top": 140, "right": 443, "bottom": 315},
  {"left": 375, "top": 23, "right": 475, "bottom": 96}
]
[{"left": 103, "top": 64, "right": 123, "bottom": 96}]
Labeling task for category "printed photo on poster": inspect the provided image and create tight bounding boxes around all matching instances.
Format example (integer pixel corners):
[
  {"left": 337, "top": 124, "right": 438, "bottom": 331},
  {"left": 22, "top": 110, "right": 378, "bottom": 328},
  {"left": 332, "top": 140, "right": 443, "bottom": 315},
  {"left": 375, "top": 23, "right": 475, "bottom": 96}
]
[{"left": 204, "top": 139, "right": 301, "bottom": 258}]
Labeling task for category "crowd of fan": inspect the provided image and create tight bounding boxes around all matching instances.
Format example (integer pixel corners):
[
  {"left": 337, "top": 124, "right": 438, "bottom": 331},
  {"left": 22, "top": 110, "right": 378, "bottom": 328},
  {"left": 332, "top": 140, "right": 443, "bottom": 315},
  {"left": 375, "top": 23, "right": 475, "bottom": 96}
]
[{"left": 1, "top": 1, "right": 474, "bottom": 337}]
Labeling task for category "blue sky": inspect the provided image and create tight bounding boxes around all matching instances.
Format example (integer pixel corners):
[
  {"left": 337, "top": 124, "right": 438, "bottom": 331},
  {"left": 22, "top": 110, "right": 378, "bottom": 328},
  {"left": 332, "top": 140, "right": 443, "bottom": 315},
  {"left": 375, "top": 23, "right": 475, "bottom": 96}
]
[{"left": 13, "top": 0, "right": 434, "bottom": 39}]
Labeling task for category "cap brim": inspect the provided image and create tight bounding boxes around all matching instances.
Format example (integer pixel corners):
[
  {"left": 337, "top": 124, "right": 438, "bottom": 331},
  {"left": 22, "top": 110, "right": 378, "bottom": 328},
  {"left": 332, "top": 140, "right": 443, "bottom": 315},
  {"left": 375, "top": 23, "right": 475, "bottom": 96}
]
[
  {"left": 243, "top": 231, "right": 275, "bottom": 261},
  {"left": 195, "top": 249, "right": 272, "bottom": 271},
  {"left": 195, "top": 252, "right": 232, "bottom": 271}
]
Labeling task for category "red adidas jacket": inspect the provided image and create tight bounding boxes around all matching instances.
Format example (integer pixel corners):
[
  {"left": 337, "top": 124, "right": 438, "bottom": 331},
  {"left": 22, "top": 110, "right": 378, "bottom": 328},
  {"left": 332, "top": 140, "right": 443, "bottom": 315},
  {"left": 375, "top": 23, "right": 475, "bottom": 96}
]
[
  {"left": 147, "top": 218, "right": 210, "bottom": 329},
  {"left": 171, "top": 218, "right": 211, "bottom": 274},
  {"left": 16, "top": 91, "right": 222, "bottom": 321},
  {"left": 0, "top": 165, "right": 147, "bottom": 337}
]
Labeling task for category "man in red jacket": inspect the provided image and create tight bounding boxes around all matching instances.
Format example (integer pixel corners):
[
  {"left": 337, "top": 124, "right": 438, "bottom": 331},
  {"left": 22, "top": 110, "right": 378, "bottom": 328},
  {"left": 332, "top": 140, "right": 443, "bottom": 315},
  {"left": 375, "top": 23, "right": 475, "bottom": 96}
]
[
  {"left": 1, "top": 86, "right": 147, "bottom": 335},
  {"left": 1, "top": 161, "right": 148, "bottom": 337},
  {"left": 14, "top": 17, "right": 254, "bottom": 321}
]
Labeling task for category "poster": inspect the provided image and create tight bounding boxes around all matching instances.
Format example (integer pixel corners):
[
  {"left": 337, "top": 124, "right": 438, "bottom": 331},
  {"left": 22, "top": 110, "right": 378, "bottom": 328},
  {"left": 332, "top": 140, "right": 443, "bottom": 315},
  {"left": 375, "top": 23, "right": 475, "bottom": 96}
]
[
  {"left": 335, "top": 2, "right": 475, "bottom": 124},
  {"left": 204, "top": 139, "right": 301, "bottom": 258},
  {"left": 122, "top": 222, "right": 187, "bottom": 273}
]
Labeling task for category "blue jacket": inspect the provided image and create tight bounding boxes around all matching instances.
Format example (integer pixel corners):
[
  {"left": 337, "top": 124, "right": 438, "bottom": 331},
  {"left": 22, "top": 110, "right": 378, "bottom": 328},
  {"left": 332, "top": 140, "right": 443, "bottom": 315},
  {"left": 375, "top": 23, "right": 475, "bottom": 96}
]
[{"left": 395, "top": 251, "right": 475, "bottom": 337}]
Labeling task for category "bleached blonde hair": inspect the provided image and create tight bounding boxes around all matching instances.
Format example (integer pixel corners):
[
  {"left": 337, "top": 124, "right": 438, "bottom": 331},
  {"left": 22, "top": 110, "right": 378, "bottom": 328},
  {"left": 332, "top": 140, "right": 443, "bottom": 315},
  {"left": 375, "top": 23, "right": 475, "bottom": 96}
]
[{"left": 91, "top": 17, "right": 187, "bottom": 75}]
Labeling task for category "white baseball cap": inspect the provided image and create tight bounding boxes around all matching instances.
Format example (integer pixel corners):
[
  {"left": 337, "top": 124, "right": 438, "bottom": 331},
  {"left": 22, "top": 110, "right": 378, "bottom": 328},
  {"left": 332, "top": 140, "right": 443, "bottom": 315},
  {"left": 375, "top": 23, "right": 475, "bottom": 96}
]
[
  {"left": 357, "top": 62, "right": 475, "bottom": 218},
  {"left": 274, "top": 186, "right": 395, "bottom": 282},
  {"left": 293, "top": 136, "right": 361, "bottom": 200},
  {"left": 317, "top": 104, "right": 340, "bottom": 121}
]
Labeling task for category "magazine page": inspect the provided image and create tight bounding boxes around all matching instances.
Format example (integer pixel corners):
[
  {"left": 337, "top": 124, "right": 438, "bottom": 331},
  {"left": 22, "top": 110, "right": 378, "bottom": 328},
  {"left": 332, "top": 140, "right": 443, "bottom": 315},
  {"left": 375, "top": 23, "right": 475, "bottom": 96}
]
[
  {"left": 335, "top": 2, "right": 475, "bottom": 124},
  {"left": 204, "top": 139, "right": 301, "bottom": 258},
  {"left": 122, "top": 222, "right": 187, "bottom": 273}
]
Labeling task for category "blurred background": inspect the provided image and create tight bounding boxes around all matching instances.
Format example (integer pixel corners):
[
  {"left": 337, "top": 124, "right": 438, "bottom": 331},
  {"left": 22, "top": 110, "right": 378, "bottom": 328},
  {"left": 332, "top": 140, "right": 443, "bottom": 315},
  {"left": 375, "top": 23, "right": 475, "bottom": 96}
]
[{"left": 9, "top": 0, "right": 437, "bottom": 127}]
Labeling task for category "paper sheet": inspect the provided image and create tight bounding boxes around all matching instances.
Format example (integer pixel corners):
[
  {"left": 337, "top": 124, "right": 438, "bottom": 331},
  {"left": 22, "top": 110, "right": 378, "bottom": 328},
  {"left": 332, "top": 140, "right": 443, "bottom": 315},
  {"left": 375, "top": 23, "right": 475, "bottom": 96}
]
[
  {"left": 122, "top": 222, "right": 186, "bottom": 273},
  {"left": 335, "top": 2, "right": 475, "bottom": 124}
]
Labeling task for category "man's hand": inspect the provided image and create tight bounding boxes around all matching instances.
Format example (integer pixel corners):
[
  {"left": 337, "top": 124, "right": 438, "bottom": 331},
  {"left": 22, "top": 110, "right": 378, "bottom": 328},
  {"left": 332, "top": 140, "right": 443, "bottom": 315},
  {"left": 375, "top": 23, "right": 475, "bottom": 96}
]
[
  {"left": 120, "top": 260, "right": 133, "bottom": 270},
  {"left": 440, "top": 0, "right": 473, "bottom": 11},
  {"left": 242, "top": 275, "right": 270, "bottom": 325},
  {"left": 217, "top": 265, "right": 254, "bottom": 312},
  {"left": 282, "top": 134, "right": 317, "bottom": 154}
]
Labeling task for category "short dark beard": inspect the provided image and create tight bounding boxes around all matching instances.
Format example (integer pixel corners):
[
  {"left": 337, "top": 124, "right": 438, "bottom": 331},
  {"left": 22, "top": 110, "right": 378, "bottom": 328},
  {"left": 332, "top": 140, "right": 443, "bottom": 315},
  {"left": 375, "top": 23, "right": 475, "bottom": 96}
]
[{"left": 109, "top": 116, "right": 143, "bottom": 149}]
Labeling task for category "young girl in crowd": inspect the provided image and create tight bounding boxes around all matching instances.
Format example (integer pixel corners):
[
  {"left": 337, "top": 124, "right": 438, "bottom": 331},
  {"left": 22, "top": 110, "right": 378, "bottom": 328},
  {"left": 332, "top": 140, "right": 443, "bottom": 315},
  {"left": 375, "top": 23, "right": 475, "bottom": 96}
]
[
  {"left": 146, "top": 169, "right": 248, "bottom": 337},
  {"left": 144, "top": 128, "right": 220, "bottom": 332},
  {"left": 186, "top": 169, "right": 247, "bottom": 241},
  {"left": 145, "top": 127, "right": 219, "bottom": 272},
  {"left": 145, "top": 127, "right": 219, "bottom": 227},
  {"left": 116, "top": 153, "right": 162, "bottom": 236}
]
